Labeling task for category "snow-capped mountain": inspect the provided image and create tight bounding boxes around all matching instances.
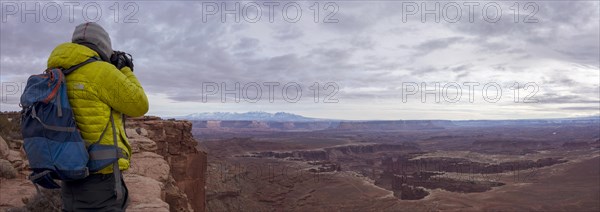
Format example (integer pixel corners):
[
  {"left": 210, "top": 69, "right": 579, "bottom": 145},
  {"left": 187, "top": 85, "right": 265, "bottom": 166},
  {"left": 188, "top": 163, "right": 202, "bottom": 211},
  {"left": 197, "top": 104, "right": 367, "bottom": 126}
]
[{"left": 174, "top": 112, "right": 318, "bottom": 121}]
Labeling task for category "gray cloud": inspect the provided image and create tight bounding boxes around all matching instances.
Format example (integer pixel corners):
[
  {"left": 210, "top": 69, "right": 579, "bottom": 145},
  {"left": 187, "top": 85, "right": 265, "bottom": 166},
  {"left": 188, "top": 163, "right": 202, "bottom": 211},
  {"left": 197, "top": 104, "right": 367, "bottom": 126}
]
[
  {"left": 1, "top": 1, "right": 598, "bottom": 119},
  {"left": 447, "top": 1, "right": 600, "bottom": 66},
  {"left": 538, "top": 93, "right": 599, "bottom": 104},
  {"left": 560, "top": 106, "right": 600, "bottom": 111},
  {"left": 272, "top": 25, "right": 303, "bottom": 41},
  {"left": 413, "top": 37, "right": 464, "bottom": 57}
]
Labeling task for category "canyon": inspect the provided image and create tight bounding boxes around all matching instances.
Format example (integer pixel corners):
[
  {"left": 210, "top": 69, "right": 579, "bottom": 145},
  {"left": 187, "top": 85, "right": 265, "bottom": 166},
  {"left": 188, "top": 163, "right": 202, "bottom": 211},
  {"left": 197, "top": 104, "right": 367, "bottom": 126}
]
[
  {"left": 199, "top": 117, "right": 600, "bottom": 211},
  {"left": 2, "top": 111, "right": 599, "bottom": 211}
]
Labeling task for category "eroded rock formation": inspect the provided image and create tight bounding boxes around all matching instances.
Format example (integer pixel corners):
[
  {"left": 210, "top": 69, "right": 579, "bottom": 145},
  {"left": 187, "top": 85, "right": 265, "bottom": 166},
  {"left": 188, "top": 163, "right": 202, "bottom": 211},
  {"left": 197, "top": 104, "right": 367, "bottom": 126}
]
[
  {"left": 0, "top": 113, "right": 207, "bottom": 212},
  {"left": 126, "top": 116, "right": 207, "bottom": 212},
  {"left": 249, "top": 143, "right": 421, "bottom": 161}
]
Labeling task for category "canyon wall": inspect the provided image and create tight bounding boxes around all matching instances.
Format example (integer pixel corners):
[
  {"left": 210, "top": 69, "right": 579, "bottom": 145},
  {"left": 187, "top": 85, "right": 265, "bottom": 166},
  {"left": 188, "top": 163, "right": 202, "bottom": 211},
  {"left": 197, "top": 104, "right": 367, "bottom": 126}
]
[
  {"left": 191, "top": 120, "right": 455, "bottom": 131},
  {"left": 126, "top": 116, "right": 207, "bottom": 212},
  {"left": 249, "top": 143, "right": 421, "bottom": 161},
  {"left": 0, "top": 113, "right": 207, "bottom": 212},
  {"left": 192, "top": 120, "right": 335, "bottom": 131}
]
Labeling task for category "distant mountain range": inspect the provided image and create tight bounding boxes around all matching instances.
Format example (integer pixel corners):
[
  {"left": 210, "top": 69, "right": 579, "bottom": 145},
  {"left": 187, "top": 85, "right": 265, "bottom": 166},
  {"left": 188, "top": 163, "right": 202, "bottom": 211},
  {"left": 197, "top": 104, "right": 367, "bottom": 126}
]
[
  {"left": 172, "top": 112, "right": 321, "bottom": 121},
  {"left": 171, "top": 111, "right": 599, "bottom": 123}
]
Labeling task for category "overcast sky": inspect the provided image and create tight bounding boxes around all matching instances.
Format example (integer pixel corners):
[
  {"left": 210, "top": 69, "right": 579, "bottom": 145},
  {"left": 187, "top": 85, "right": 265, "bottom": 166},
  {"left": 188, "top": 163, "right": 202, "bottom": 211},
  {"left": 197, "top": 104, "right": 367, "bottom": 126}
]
[{"left": 1, "top": 1, "right": 599, "bottom": 120}]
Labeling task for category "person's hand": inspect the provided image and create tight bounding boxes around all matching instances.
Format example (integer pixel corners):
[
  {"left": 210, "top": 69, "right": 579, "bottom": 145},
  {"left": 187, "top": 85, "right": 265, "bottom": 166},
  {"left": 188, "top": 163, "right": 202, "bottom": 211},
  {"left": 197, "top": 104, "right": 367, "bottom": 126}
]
[{"left": 110, "top": 51, "right": 134, "bottom": 71}]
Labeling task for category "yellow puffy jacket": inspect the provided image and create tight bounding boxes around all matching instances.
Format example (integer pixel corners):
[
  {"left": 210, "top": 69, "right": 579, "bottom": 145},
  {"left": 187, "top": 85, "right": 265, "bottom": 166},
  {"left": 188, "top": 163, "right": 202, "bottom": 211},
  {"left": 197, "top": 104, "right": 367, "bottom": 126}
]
[{"left": 47, "top": 43, "right": 149, "bottom": 174}]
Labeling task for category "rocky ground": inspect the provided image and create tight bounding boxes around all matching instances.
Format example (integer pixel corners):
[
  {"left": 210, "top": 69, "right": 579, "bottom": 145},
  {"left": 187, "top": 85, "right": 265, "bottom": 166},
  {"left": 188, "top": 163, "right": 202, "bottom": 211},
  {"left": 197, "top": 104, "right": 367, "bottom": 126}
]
[{"left": 0, "top": 113, "right": 207, "bottom": 212}]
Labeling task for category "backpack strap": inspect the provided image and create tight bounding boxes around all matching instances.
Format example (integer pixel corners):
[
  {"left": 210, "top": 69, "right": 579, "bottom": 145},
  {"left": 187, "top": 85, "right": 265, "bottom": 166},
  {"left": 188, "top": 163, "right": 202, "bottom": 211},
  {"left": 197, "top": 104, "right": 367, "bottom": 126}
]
[
  {"left": 109, "top": 110, "right": 125, "bottom": 201},
  {"left": 87, "top": 118, "right": 110, "bottom": 149},
  {"left": 30, "top": 106, "right": 76, "bottom": 132},
  {"left": 62, "top": 57, "right": 99, "bottom": 75},
  {"left": 87, "top": 109, "right": 125, "bottom": 200},
  {"left": 52, "top": 56, "right": 98, "bottom": 119},
  {"left": 87, "top": 111, "right": 126, "bottom": 163}
]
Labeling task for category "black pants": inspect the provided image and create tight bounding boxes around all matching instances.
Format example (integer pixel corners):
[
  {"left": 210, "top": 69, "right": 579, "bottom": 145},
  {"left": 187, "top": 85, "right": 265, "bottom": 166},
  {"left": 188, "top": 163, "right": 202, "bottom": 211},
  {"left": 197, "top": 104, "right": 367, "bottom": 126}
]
[{"left": 61, "top": 173, "right": 129, "bottom": 212}]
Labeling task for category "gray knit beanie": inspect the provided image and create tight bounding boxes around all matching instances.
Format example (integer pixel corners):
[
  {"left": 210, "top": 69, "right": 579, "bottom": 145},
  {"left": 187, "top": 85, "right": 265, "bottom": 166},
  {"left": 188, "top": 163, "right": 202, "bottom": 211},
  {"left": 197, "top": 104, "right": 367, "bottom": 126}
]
[{"left": 72, "top": 22, "right": 112, "bottom": 61}]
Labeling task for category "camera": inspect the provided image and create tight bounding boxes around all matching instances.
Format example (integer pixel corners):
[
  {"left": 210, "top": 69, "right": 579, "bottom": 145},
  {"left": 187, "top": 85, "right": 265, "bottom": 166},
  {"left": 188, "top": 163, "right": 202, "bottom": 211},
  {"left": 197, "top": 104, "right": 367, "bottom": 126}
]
[{"left": 110, "top": 51, "right": 134, "bottom": 72}]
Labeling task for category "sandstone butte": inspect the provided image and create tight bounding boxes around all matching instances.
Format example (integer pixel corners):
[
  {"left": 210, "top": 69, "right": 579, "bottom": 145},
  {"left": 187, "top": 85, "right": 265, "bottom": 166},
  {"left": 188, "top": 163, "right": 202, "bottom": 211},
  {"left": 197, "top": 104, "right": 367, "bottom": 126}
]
[{"left": 0, "top": 113, "right": 208, "bottom": 212}]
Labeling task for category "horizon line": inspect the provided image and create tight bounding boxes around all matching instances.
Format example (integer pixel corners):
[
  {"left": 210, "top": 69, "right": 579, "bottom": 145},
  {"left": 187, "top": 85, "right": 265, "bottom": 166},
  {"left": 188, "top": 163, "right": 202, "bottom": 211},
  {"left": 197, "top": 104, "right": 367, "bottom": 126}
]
[
  {"left": 2, "top": 110, "right": 598, "bottom": 122},
  {"left": 159, "top": 111, "right": 600, "bottom": 122}
]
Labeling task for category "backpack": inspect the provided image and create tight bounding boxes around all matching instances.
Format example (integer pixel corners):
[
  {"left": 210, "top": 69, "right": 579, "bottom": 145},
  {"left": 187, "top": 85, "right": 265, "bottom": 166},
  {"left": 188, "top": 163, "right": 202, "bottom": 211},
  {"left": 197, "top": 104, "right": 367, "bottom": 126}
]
[{"left": 20, "top": 57, "right": 124, "bottom": 192}]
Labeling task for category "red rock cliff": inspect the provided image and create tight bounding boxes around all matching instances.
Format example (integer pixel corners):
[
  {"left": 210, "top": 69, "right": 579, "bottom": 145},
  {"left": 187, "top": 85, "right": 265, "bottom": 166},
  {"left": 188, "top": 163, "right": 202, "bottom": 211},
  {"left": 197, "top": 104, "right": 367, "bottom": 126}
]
[{"left": 126, "top": 116, "right": 207, "bottom": 212}]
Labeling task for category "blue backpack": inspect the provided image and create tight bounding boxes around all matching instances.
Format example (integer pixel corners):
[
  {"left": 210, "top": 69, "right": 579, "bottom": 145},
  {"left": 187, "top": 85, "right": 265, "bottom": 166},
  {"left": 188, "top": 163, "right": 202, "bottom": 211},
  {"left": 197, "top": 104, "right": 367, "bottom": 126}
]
[{"left": 20, "top": 57, "right": 124, "bottom": 190}]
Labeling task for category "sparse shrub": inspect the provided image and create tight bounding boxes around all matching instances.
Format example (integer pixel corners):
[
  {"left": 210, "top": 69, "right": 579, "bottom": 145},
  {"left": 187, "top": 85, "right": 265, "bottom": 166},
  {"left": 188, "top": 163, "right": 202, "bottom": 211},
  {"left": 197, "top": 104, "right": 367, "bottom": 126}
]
[
  {"left": 0, "top": 115, "right": 13, "bottom": 138},
  {"left": 5, "top": 207, "right": 27, "bottom": 212},
  {"left": 6, "top": 188, "right": 62, "bottom": 212},
  {"left": 22, "top": 188, "right": 62, "bottom": 212},
  {"left": 0, "top": 159, "right": 17, "bottom": 179},
  {"left": 0, "top": 113, "right": 22, "bottom": 140},
  {"left": 5, "top": 187, "right": 63, "bottom": 212}
]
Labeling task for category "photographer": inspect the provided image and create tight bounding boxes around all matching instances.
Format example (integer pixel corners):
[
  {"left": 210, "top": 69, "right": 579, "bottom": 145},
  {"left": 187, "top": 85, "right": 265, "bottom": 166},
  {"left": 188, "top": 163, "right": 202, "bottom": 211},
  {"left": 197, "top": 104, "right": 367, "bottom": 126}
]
[{"left": 46, "top": 22, "right": 148, "bottom": 211}]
